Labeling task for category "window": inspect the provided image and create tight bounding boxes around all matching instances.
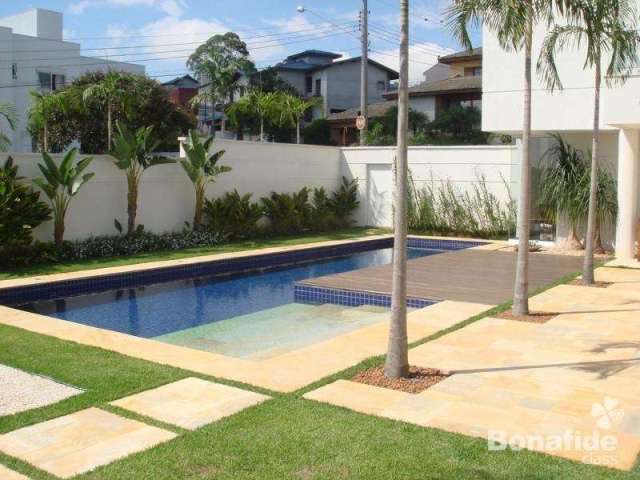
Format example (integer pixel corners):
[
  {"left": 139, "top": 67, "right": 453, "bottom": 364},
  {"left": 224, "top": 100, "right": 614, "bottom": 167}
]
[
  {"left": 464, "top": 66, "right": 482, "bottom": 77},
  {"left": 305, "top": 76, "right": 313, "bottom": 93},
  {"left": 11, "top": 63, "right": 17, "bottom": 80},
  {"left": 315, "top": 78, "right": 321, "bottom": 96},
  {"left": 38, "top": 72, "right": 66, "bottom": 91},
  {"left": 376, "top": 81, "right": 386, "bottom": 91}
]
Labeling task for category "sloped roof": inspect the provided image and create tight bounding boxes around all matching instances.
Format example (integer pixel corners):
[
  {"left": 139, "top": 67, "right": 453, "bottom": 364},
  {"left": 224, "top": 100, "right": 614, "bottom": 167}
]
[
  {"left": 287, "top": 50, "right": 342, "bottom": 60},
  {"left": 326, "top": 100, "right": 396, "bottom": 122},
  {"left": 162, "top": 74, "right": 199, "bottom": 88},
  {"left": 385, "top": 75, "right": 481, "bottom": 99},
  {"left": 438, "top": 47, "right": 483, "bottom": 64}
]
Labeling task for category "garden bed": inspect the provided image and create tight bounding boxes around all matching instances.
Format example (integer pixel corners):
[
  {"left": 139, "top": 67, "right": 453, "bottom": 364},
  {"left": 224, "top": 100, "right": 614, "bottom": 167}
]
[{"left": 352, "top": 366, "right": 449, "bottom": 394}]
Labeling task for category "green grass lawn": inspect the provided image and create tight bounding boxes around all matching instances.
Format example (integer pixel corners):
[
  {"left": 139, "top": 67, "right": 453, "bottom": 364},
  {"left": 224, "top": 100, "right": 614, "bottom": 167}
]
[
  {"left": 0, "top": 238, "right": 631, "bottom": 479},
  {"left": 0, "top": 318, "right": 637, "bottom": 480},
  {"left": 0, "top": 228, "right": 388, "bottom": 281}
]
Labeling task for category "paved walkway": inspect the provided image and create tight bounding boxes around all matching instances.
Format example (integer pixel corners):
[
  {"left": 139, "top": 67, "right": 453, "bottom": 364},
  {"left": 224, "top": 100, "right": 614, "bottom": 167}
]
[
  {"left": 305, "top": 264, "right": 640, "bottom": 470},
  {"left": 0, "top": 378, "right": 269, "bottom": 478}
]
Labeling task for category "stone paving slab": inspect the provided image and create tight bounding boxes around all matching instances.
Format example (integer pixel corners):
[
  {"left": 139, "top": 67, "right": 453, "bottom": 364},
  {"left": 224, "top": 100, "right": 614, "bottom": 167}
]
[
  {"left": 111, "top": 378, "right": 270, "bottom": 430},
  {"left": 0, "top": 300, "right": 491, "bottom": 392},
  {"left": 0, "top": 408, "right": 176, "bottom": 478},
  {"left": 304, "top": 267, "right": 640, "bottom": 470},
  {"left": 606, "top": 258, "right": 640, "bottom": 269},
  {"left": 0, "top": 464, "right": 29, "bottom": 480}
]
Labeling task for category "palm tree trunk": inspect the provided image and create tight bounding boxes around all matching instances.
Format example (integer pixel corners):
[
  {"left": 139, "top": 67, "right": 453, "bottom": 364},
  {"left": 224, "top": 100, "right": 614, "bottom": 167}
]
[
  {"left": 107, "top": 101, "right": 113, "bottom": 151},
  {"left": 127, "top": 172, "right": 138, "bottom": 235},
  {"left": 53, "top": 195, "right": 65, "bottom": 247},
  {"left": 260, "top": 117, "right": 265, "bottom": 142},
  {"left": 582, "top": 55, "right": 601, "bottom": 284},
  {"left": 513, "top": 11, "right": 533, "bottom": 316},
  {"left": 296, "top": 119, "right": 301, "bottom": 144},
  {"left": 193, "top": 183, "right": 205, "bottom": 230},
  {"left": 384, "top": 0, "right": 409, "bottom": 379},
  {"left": 43, "top": 121, "right": 49, "bottom": 153}
]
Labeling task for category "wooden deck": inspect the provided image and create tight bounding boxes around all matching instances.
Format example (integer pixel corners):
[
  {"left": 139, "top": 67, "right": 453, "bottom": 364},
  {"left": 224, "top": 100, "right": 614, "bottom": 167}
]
[{"left": 300, "top": 249, "right": 585, "bottom": 305}]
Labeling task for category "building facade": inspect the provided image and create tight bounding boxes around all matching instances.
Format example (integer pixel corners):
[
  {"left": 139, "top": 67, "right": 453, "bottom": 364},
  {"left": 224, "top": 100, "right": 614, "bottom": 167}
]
[
  {"left": 273, "top": 50, "right": 398, "bottom": 121},
  {"left": 0, "top": 8, "right": 145, "bottom": 152},
  {"left": 483, "top": 15, "right": 640, "bottom": 259}
]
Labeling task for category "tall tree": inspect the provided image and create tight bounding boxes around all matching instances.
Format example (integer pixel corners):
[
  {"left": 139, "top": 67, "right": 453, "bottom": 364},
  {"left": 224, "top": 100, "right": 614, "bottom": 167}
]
[
  {"left": 0, "top": 102, "right": 17, "bottom": 151},
  {"left": 537, "top": 0, "right": 639, "bottom": 283},
  {"left": 280, "top": 94, "right": 319, "bottom": 144},
  {"left": 384, "top": 0, "right": 410, "bottom": 379},
  {"left": 111, "top": 122, "right": 176, "bottom": 234},
  {"left": 82, "top": 71, "right": 128, "bottom": 150},
  {"left": 446, "top": 0, "right": 557, "bottom": 316},
  {"left": 28, "top": 90, "right": 70, "bottom": 152},
  {"left": 188, "top": 33, "right": 255, "bottom": 135}
]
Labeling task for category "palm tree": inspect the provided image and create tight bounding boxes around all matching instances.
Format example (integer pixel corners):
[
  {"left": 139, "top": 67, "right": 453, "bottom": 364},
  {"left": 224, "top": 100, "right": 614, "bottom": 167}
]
[
  {"left": 537, "top": 0, "right": 639, "bottom": 284},
  {"left": 446, "top": 0, "right": 557, "bottom": 315},
  {"left": 33, "top": 149, "right": 94, "bottom": 246},
  {"left": 111, "top": 121, "right": 176, "bottom": 234},
  {"left": 82, "top": 71, "right": 126, "bottom": 150},
  {"left": 0, "top": 102, "right": 17, "bottom": 151},
  {"left": 280, "top": 94, "right": 320, "bottom": 144},
  {"left": 384, "top": 0, "right": 410, "bottom": 379},
  {"left": 538, "top": 134, "right": 589, "bottom": 249},
  {"left": 180, "top": 129, "right": 231, "bottom": 229},
  {"left": 28, "top": 90, "right": 69, "bottom": 152}
]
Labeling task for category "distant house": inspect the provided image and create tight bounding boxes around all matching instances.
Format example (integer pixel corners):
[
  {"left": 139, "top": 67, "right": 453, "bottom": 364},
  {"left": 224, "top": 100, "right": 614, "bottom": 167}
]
[
  {"left": 326, "top": 48, "right": 482, "bottom": 146},
  {"left": 273, "top": 50, "right": 399, "bottom": 121},
  {"left": 162, "top": 75, "right": 200, "bottom": 108},
  {"left": 0, "top": 8, "right": 145, "bottom": 152}
]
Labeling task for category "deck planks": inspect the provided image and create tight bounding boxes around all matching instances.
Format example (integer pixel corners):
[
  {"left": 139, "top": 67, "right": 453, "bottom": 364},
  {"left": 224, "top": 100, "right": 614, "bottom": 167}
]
[{"left": 299, "top": 249, "right": 585, "bottom": 305}]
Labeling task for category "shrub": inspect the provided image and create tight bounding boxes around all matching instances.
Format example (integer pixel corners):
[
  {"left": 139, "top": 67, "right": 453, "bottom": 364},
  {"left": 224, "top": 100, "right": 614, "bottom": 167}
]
[
  {"left": 408, "top": 172, "right": 515, "bottom": 239},
  {"left": 331, "top": 177, "right": 359, "bottom": 228},
  {"left": 0, "top": 157, "right": 51, "bottom": 250},
  {"left": 261, "top": 188, "right": 312, "bottom": 235},
  {"left": 204, "top": 190, "right": 264, "bottom": 240},
  {"left": 302, "top": 119, "right": 333, "bottom": 146},
  {"left": 310, "top": 187, "right": 337, "bottom": 232}
]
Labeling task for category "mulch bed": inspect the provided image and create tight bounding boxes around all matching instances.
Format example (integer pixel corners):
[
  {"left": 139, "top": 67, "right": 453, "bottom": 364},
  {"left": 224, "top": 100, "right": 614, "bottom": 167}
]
[
  {"left": 352, "top": 366, "right": 449, "bottom": 394},
  {"left": 568, "top": 279, "right": 612, "bottom": 288},
  {"left": 495, "top": 310, "right": 558, "bottom": 324}
]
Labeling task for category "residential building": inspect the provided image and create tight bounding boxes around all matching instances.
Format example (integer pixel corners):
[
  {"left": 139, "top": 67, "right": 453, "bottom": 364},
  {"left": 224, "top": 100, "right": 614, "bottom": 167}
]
[
  {"left": 0, "top": 8, "right": 145, "bottom": 152},
  {"left": 162, "top": 74, "right": 200, "bottom": 108},
  {"left": 273, "top": 50, "right": 399, "bottom": 120},
  {"left": 483, "top": 16, "right": 639, "bottom": 259},
  {"left": 327, "top": 48, "right": 482, "bottom": 146}
]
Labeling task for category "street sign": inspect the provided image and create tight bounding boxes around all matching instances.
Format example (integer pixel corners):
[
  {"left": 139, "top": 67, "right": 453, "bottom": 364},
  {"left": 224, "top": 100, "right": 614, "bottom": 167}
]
[{"left": 355, "top": 115, "right": 367, "bottom": 130}]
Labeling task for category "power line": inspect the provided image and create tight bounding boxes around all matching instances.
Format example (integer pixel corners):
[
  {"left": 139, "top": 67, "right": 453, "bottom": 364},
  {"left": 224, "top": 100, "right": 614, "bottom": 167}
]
[
  {"left": 0, "top": 29, "right": 358, "bottom": 72},
  {"left": 0, "top": 21, "right": 359, "bottom": 55}
]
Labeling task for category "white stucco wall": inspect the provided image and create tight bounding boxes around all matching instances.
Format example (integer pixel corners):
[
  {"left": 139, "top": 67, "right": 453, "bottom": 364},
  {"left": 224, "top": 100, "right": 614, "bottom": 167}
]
[
  {"left": 482, "top": 3, "right": 640, "bottom": 133},
  {"left": 341, "top": 145, "right": 518, "bottom": 227},
  {"left": 7, "top": 140, "right": 342, "bottom": 242}
]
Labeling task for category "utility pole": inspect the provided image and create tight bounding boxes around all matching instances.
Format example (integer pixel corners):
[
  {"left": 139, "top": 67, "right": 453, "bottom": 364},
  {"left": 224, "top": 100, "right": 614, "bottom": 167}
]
[{"left": 359, "top": 0, "right": 368, "bottom": 145}]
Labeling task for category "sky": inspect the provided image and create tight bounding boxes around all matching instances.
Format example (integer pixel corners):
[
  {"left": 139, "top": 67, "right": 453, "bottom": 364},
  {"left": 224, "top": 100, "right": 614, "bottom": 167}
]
[{"left": 1, "top": 0, "right": 481, "bottom": 84}]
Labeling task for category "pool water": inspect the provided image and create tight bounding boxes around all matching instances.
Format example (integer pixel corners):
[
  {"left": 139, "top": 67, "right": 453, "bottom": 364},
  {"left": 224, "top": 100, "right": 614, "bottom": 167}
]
[{"left": 21, "top": 246, "right": 437, "bottom": 358}]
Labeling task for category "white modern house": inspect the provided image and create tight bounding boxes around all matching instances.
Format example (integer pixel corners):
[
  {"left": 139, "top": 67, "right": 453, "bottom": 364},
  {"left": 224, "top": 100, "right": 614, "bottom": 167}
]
[
  {"left": 483, "top": 17, "right": 640, "bottom": 260},
  {"left": 0, "top": 8, "right": 145, "bottom": 152}
]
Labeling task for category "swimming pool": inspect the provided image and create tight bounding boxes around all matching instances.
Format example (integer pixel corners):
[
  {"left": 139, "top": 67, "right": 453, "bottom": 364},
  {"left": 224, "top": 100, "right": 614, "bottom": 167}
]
[{"left": 4, "top": 238, "right": 485, "bottom": 359}]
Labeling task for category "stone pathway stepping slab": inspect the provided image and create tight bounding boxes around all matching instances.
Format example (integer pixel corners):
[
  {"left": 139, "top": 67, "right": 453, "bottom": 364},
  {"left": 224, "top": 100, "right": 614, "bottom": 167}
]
[
  {"left": 111, "top": 377, "right": 270, "bottom": 430},
  {"left": 0, "top": 365, "right": 81, "bottom": 417},
  {"left": 0, "top": 407, "right": 176, "bottom": 478},
  {"left": 305, "top": 267, "right": 640, "bottom": 470},
  {"left": 0, "top": 464, "right": 29, "bottom": 480}
]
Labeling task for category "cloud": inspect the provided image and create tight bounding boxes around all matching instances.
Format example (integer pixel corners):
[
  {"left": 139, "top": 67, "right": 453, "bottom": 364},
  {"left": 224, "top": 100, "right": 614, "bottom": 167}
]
[
  {"left": 370, "top": 42, "right": 454, "bottom": 84},
  {"left": 68, "top": 0, "right": 185, "bottom": 17}
]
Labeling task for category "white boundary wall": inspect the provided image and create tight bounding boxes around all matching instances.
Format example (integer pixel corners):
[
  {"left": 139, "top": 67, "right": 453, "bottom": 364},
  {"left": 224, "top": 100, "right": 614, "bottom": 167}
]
[
  {"left": 8, "top": 140, "right": 341, "bottom": 242},
  {"left": 6, "top": 140, "right": 518, "bottom": 241},
  {"left": 341, "top": 145, "right": 519, "bottom": 227}
]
